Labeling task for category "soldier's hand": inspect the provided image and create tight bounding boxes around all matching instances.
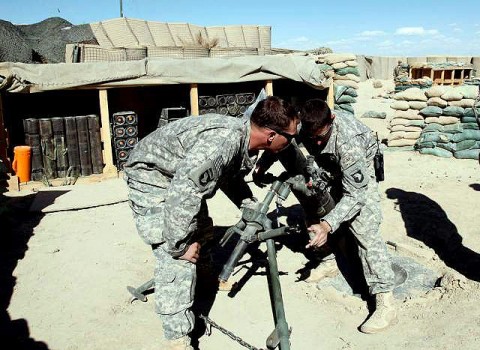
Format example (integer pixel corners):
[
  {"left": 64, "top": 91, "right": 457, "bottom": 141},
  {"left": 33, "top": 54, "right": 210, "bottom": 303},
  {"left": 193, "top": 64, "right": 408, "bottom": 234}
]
[
  {"left": 252, "top": 166, "right": 266, "bottom": 188},
  {"left": 306, "top": 222, "right": 331, "bottom": 249},
  {"left": 179, "top": 242, "right": 201, "bottom": 263}
]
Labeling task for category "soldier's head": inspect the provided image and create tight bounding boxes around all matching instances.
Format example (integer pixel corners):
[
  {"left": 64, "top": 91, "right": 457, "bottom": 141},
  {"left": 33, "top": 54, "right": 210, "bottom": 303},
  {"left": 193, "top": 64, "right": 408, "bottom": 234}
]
[
  {"left": 300, "top": 99, "right": 335, "bottom": 146},
  {"left": 250, "top": 96, "right": 299, "bottom": 153}
]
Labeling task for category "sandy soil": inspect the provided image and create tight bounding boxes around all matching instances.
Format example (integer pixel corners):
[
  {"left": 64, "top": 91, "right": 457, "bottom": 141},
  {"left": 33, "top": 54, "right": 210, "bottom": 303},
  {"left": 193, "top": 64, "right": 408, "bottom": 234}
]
[{"left": 2, "top": 80, "right": 480, "bottom": 350}]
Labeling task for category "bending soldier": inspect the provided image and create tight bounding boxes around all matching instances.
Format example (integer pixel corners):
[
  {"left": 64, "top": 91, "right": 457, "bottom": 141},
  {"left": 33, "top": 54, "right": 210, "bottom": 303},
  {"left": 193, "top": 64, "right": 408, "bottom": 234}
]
[
  {"left": 254, "top": 99, "right": 397, "bottom": 334},
  {"left": 124, "top": 96, "right": 298, "bottom": 350}
]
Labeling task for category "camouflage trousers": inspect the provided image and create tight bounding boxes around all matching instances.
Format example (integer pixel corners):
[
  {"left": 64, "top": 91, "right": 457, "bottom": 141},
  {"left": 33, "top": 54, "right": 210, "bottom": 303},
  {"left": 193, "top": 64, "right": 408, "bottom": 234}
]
[
  {"left": 152, "top": 244, "right": 197, "bottom": 339},
  {"left": 126, "top": 177, "right": 214, "bottom": 339},
  {"left": 318, "top": 190, "right": 395, "bottom": 295},
  {"left": 349, "top": 196, "right": 395, "bottom": 295}
]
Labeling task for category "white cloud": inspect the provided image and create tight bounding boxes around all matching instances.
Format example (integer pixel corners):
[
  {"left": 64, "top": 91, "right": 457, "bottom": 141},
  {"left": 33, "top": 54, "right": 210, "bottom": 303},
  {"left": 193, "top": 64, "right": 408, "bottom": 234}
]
[
  {"left": 357, "top": 30, "right": 386, "bottom": 37},
  {"left": 395, "top": 27, "right": 438, "bottom": 36},
  {"left": 290, "top": 36, "right": 309, "bottom": 43}
]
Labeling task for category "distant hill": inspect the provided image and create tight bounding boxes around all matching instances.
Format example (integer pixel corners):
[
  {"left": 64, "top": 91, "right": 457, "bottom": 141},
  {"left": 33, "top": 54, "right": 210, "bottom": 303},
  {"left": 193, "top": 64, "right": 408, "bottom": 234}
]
[{"left": 0, "top": 17, "right": 97, "bottom": 63}]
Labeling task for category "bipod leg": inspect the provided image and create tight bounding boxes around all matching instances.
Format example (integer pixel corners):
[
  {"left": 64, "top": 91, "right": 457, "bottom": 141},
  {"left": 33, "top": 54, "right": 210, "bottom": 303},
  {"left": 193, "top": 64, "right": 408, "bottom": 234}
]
[
  {"left": 127, "top": 278, "right": 154, "bottom": 303},
  {"left": 265, "top": 239, "right": 290, "bottom": 350}
]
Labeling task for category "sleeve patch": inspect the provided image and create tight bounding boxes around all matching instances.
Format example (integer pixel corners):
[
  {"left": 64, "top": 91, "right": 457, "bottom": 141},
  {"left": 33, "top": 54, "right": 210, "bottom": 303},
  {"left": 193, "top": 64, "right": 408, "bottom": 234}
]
[
  {"left": 344, "top": 163, "right": 368, "bottom": 189},
  {"left": 189, "top": 156, "right": 223, "bottom": 191}
]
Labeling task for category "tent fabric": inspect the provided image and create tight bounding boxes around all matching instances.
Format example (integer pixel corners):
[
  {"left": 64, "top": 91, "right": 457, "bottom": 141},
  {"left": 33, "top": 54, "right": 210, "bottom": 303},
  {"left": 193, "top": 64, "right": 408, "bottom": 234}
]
[{"left": 0, "top": 54, "right": 331, "bottom": 93}]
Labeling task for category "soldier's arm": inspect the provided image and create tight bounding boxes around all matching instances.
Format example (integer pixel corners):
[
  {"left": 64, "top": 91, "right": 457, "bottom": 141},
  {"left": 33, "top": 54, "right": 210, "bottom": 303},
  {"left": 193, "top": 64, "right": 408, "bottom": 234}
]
[
  {"left": 321, "top": 139, "right": 369, "bottom": 232},
  {"left": 161, "top": 130, "right": 239, "bottom": 257}
]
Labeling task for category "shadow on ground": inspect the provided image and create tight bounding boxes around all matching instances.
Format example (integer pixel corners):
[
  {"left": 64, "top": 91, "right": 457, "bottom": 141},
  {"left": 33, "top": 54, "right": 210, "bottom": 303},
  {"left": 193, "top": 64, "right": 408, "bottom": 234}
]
[
  {"left": 0, "top": 190, "right": 70, "bottom": 349},
  {"left": 386, "top": 187, "right": 480, "bottom": 282}
]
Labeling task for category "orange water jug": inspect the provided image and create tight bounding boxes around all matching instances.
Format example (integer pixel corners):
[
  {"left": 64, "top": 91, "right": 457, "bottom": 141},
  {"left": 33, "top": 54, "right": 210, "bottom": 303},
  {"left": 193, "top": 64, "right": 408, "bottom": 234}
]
[{"left": 12, "top": 145, "right": 32, "bottom": 183}]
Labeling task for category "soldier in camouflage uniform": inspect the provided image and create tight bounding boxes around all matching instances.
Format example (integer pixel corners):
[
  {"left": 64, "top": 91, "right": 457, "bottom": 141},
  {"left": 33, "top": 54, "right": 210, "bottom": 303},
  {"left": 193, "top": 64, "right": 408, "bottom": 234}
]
[
  {"left": 300, "top": 99, "right": 396, "bottom": 333},
  {"left": 123, "top": 96, "right": 298, "bottom": 350},
  {"left": 254, "top": 98, "right": 397, "bottom": 334}
]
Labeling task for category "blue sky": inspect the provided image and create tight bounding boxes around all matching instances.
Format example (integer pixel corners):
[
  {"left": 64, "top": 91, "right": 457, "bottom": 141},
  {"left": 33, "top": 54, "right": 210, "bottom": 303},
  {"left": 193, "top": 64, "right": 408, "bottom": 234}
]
[{"left": 1, "top": 0, "right": 480, "bottom": 56}]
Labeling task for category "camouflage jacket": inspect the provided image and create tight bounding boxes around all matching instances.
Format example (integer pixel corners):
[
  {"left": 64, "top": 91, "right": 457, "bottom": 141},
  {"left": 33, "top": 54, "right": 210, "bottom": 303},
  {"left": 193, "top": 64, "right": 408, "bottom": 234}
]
[
  {"left": 124, "top": 115, "right": 257, "bottom": 255},
  {"left": 304, "top": 111, "right": 379, "bottom": 232}
]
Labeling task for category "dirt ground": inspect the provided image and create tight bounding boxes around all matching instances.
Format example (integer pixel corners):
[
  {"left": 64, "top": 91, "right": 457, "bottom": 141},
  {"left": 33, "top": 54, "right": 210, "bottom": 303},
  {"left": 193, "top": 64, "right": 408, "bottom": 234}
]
[{"left": 2, "top": 80, "right": 480, "bottom": 350}]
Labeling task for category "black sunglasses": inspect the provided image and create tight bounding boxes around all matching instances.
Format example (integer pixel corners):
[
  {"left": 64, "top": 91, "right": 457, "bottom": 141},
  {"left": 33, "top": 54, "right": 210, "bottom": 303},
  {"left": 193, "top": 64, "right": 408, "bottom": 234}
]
[
  {"left": 266, "top": 125, "right": 296, "bottom": 144},
  {"left": 304, "top": 123, "right": 332, "bottom": 142}
]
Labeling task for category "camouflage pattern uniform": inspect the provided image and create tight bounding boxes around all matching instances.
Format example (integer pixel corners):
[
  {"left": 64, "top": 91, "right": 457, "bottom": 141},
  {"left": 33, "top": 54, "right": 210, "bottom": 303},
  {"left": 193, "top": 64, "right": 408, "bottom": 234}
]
[
  {"left": 303, "top": 111, "right": 395, "bottom": 295},
  {"left": 124, "top": 115, "right": 257, "bottom": 339}
]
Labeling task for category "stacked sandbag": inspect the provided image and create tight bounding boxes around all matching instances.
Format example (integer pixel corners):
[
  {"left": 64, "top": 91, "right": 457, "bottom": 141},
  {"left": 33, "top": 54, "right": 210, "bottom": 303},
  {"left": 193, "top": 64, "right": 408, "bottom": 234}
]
[
  {"left": 387, "top": 87, "right": 427, "bottom": 147},
  {"left": 414, "top": 85, "right": 480, "bottom": 159},
  {"left": 316, "top": 53, "right": 360, "bottom": 115}
]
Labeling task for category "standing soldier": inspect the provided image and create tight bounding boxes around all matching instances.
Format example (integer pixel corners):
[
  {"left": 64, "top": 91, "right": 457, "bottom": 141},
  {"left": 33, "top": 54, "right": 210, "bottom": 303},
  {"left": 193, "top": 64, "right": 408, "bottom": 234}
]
[{"left": 124, "top": 96, "right": 298, "bottom": 350}]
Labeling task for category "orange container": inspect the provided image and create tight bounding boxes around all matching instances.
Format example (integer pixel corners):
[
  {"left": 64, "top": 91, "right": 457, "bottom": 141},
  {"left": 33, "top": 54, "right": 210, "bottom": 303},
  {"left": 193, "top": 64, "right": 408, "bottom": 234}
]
[{"left": 12, "top": 145, "right": 32, "bottom": 183}]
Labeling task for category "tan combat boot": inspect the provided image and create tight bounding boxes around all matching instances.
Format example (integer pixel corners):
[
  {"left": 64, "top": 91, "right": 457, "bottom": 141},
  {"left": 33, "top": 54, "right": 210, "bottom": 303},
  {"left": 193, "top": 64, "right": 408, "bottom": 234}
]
[
  {"left": 360, "top": 291, "right": 398, "bottom": 334},
  {"left": 165, "top": 335, "right": 194, "bottom": 350},
  {"left": 305, "top": 259, "right": 339, "bottom": 283}
]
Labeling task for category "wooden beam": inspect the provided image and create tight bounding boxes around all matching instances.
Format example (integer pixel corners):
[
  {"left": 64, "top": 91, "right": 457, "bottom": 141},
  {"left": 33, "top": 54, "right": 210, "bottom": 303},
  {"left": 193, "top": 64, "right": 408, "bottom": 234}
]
[
  {"left": 327, "top": 79, "right": 334, "bottom": 109},
  {"left": 98, "top": 89, "right": 117, "bottom": 176},
  {"left": 265, "top": 80, "right": 273, "bottom": 96},
  {"left": 190, "top": 84, "right": 199, "bottom": 116}
]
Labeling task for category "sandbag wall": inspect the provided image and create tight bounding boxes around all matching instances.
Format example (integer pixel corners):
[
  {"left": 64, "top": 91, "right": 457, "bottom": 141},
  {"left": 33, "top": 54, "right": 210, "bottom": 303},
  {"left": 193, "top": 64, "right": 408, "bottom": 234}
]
[
  {"left": 388, "top": 86, "right": 480, "bottom": 160},
  {"left": 198, "top": 92, "right": 256, "bottom": 117},
  {"left": 23, "top": 115, "right": 104, "bottom": 180},
  {"left": 316, "top": 53, "right": 360, "bottom": 115}
]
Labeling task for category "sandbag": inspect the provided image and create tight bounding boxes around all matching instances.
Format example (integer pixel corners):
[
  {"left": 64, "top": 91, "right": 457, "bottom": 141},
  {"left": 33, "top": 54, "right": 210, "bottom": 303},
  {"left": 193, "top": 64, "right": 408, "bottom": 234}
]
[
  {"left": 453, "top": 149, "right": 480, "bottom": 160},
  {"left": 336, "top": 67, "right": 360, "bottom": 77},
  {"left": 418, "top": 132, "right": 452, "bottom": 143},
  {"left": 418, "top": 147, "right": 453, "bottom": 158},
  {"left": 425, "top": 86, "right": 447, "bottom": 98},
  {"left": 391, "top": 125, "right": 423, "bottom": 132},
  {"left": 319, "top": 53, "right": 357, "bottom": 65},
  {"left": 390, "top": 118, "right": 411, "bottom": 126},
  {"left": 332, "top": 62, "right": 348, "bottom": 69},
  {"left": 391, "top": 101, "right": 410, "bottom": 111},
  {"left": 388, "top": 138, "right": 417, "bottom": 147},
  {"left": 427, "top": 97, "right": 448, "bottom": 108},
  {"left": 334, "top": 80, "right": 359, "bottom": 89},
  {"left": 420, "top": 106, "right": 443, "bottom": 117},
  {"left": 409, "top": 101, "right": 428, "bottom": 110},
  {"left": 448, "top": 99, "right": 474, "bottom": 108},
  {"left": 452, "top": 130, "right": 480, "bottom": 142},
  {"left": 425, "top": 116, "right": 459, "bottom": 125},
  {"left": 441, "top": 90, "right": 463, "bottom": 102},
  {"left": 394, "top": 87, "right": 428, "bottom": 101},
  {"left": 463, "top": 108, "right": 480, "bottom": 118},
  {"left": 361, "top": 111, "right": 386, "bottom": 119},
  {"left": 395, "top": 109, "right": 423, "bottom": 120},
  {"left": 461, "top": 122, "right": 479, "bottom": 130},
  {"left": 337, "top": 95, "right": 357, "bottom": 104},
  {"left": 456, "top": 85, "right": 479, "bottom": 99},
  {"left": 442, "top": 106, "right": 465, "bottom": 117},
  {"left": 345, "top": 60, "right": 358, "bottom": 67}
]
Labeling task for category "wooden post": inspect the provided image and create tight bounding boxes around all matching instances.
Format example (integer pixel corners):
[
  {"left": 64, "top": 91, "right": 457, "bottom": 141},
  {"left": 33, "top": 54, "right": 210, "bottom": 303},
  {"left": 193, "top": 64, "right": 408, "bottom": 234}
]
[
  {"left": 327, "top": 79, "right": 334, "bottom": 109},
  {"left": 190, "top": 84, "right": 199, "bottom": 116},
  {"left": 0, "top": 93, "right": 10, "bottom": 171},
  {"left": 99, "top": 89, "right": 117, "bottom": 176},
  {"left": 265, "top": 80, "right": 273, "bottom": 96}
]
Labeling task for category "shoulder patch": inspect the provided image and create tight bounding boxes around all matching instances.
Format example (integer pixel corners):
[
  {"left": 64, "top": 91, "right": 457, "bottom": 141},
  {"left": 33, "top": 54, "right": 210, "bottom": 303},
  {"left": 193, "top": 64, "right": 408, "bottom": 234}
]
[
  {"left": 189, "top": 156, "right": 223, "bottom": 191},
  {"left": 344, "top": 163, "right": 369, "bottom": 189}
]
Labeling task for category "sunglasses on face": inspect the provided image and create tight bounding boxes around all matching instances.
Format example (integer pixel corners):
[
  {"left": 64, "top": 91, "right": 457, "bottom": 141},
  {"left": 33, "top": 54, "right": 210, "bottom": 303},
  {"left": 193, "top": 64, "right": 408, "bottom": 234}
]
[
  {"left": 267, "top": 125, "right": 296, "bottom": 144},
  {"left": 307, "top": 123, "right": 332, "bottom": 142}
]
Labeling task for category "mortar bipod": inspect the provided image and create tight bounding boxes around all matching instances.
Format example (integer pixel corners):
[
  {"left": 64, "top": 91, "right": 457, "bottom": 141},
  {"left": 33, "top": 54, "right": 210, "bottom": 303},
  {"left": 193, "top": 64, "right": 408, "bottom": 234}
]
[{"left": 127, "top": 278, "right": 154, "bottom": 303}]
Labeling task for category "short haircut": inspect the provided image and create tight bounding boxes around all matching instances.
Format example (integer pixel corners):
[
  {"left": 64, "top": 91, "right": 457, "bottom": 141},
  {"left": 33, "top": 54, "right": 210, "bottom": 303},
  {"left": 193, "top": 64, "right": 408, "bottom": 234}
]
[
  {"left": 250, "top": 96, "right": 297, "bottom": 130},
  {"left": 300, "top": 99, "right": 332, "bottom": 133}
]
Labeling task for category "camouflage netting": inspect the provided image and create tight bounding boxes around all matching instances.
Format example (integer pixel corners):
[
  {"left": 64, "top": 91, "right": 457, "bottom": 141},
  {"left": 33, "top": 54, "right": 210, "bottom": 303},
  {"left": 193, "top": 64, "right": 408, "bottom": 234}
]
[{"left": 0, "top": 17, "right": 96, "bottom": 63}]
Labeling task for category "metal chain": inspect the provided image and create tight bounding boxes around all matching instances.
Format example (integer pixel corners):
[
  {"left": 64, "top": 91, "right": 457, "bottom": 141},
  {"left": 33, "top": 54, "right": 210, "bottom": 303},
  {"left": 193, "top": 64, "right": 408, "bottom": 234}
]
[{"left": 199, "top": 314, "right": 263, "bottom": 350}]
